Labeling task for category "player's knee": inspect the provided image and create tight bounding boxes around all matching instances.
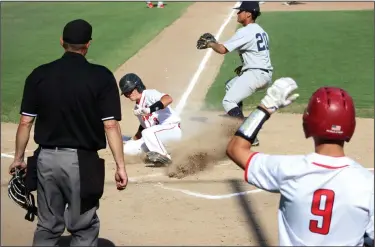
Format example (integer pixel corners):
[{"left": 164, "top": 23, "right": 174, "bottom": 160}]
[{"left": 141, "top": 128, "right": 153, "bottom": 141}]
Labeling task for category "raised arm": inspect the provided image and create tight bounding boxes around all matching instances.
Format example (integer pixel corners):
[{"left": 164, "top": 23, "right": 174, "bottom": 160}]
[{"left": 226, "top": 78, "right": 299, "bottom": 192}]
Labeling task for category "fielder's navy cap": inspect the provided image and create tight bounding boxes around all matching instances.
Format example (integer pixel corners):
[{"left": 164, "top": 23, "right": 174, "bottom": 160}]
[
  {"left": 62, "top": 19, "right": 92, "bottom": 44},
  {"left": 234, "top": 1, "right": 260, "bottom": 12}
]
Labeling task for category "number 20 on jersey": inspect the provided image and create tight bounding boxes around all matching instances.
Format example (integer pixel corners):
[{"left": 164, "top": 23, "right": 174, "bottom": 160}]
[{"left": 256, "top": 32, "right": 269, "bottom": 52}]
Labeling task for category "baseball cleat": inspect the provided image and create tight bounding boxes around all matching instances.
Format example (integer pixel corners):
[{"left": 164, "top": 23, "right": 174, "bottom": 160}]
[
  {"left": 157, "top": 4, "right": 164, "bottom": 8},
  {"left": 146, "top": 151, "right": 172, "bottom": 166},
  {"left": 147, "top": 2, "right": 154, "bottom": 8}
]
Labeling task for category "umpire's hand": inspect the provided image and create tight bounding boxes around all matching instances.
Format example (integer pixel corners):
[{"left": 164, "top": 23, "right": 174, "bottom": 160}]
[
  {"left": 9, "top": 160, "right": 27, "bottom": 175},
  {"left": 115, "top": 167, "right": 128, "bottom": 190}
]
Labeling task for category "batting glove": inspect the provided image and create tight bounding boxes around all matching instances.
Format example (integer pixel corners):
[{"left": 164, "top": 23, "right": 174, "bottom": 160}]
[
  {"left": 133, "top": 107, "right": 151, "bottom": 116},
  {"left": 140, "top": 108, "right": 151, "bottom": 115},
  {"left": 133, "top": 108, "right": 143, "bottom": 116},
  {"left": 261, "top": 77, "right": 300, "bottom": 112}
]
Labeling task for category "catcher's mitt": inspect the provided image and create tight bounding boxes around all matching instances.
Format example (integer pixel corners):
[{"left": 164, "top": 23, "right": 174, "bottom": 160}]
[
  {"left": 196, "top": 33, "right": 217, "bottom": 49},
  {"left": 8, "top": 168, "right": 38, "bottom": 222}
]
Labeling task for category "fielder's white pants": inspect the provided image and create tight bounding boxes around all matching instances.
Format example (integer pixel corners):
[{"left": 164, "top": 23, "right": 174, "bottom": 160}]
[
  {"left": 223, "top": 69, "right": 273, "bottom": 113},
  {"left": 123, "top": 123, "right": 181, "bottom": 157}
]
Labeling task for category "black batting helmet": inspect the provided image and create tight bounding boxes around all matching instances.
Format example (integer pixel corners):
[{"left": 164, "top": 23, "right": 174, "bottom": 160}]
[{"left": 119, "top": 73, "right": 146, "bottom": 95}]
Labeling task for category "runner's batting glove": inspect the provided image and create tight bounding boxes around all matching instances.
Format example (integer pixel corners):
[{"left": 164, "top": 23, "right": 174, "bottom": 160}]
[
  {"left": 133, "top": 107, "right": 150, "bottom": 116},
  {"left": 260, "top": 77, "right": 300, "bottom": 113},
  {"left": 133, "top": 108, "right": 143, "bottom": 116},
  {"left": 140, "top": 108, "right": 151, "bottom": 115}
]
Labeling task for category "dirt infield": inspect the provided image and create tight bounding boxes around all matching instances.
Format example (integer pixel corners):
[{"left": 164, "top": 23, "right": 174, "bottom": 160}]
[{"left": 1, "top": 2, "right": 374, "bottom": 246}]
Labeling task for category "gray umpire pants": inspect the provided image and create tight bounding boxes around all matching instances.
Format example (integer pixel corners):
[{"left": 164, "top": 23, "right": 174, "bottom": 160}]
[{"left": 32, "top": 148, "right": 100, "bottom": 246}]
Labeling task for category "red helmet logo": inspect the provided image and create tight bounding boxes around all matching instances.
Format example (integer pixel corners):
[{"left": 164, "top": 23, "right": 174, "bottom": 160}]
[{"left": 303, "top": 87, "right": 356, "bottom": 142}]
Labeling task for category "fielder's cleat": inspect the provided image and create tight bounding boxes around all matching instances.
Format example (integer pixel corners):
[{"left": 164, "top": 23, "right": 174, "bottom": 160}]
[
  {"left": 146, "top": 151, "right": 172, "bottom": 166},
  {"left": 157, "top": 4, "right": 164, "bottom": 8},
  {"left": 147, "top": 2, "right": 154, "bottom": 8}
]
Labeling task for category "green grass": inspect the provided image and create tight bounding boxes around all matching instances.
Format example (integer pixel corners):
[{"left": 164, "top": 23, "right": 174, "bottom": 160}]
[
  {"left": 1, "top": 2, "right": 192, "bottom": 123},
  {"left": 205, "top": 10, "right": 374, "bottom": 118}
]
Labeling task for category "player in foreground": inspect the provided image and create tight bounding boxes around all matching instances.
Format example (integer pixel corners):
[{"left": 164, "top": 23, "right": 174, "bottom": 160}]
[
  {"left": 119, "top": 73, "right": 181, "bottom": 166},
  {"left": 226, "top": 77, "right": 374, "bottom": 246}
]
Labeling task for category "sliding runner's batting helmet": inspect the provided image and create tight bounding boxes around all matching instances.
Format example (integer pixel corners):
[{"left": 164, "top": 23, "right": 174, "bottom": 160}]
[{"left": 119, "top": 73, "right": 146, "bottom": 95}]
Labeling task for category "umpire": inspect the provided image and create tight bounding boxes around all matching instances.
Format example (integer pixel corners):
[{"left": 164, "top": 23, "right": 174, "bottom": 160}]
[{"left": 8, "top": 19, "right": 128, "bottom": 246}]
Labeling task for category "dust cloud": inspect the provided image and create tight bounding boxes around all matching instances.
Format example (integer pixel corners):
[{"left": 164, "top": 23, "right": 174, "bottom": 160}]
[{"left": 166, "top": 111, "right": 242, "bottom": 179}]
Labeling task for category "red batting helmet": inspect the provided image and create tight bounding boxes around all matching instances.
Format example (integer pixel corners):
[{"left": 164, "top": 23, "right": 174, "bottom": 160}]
[{"left": 303, "top": 87, "right": 356, "bottom": 142}]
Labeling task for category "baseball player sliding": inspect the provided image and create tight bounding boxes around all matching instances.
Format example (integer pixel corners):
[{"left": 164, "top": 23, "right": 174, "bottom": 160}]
[
  {"left": 196, "top": 1, "right": 273, "bottom": 146},
  {"left": 226, "top": 77, "right": 374, "bottom": 246},
  {"left": 119, "top": 73, "right": 181, "bottom": 165}
]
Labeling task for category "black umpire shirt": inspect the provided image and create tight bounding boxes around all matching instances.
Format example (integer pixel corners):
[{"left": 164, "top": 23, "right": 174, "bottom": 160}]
[{"left": 20, "top": 51, "right": 122, "bottom": 151}]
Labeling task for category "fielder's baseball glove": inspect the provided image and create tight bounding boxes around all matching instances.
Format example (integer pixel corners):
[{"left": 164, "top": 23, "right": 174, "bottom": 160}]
[{"left": 196, "top": 33, "right": 217, "bottom": 49}]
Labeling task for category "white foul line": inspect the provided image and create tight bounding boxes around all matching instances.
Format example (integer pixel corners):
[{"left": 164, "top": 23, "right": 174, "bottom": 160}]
[{"left": 174, "top": 2, "right": 240, "bottom": 115}]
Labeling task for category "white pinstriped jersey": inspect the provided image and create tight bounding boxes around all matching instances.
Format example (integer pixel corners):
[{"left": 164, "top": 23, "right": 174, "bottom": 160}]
[
  {"left": 223, "top": 23, "right": 273, "bottom": 71},
  {"left": 245, "top": 152, "right": 374, "bottom": 246},
  {"left": 135, "top": 89, "right": 180, "bottom": 129}
]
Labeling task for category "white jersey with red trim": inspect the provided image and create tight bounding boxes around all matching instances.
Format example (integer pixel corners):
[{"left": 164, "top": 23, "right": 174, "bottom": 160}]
[
  {"left": 135, "top": 89, "right": 180, "bottom": 128},
  {"left": 245, "top": 152, "right": 374, "bottom": 246}
]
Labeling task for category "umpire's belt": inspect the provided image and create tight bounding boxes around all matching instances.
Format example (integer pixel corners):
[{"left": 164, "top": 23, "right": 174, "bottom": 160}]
[{"left": 40, "top": 146, "right": 77, "bottom": 152}]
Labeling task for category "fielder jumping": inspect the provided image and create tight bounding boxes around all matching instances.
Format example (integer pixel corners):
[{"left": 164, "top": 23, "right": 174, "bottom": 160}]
[
  {"left": 119, "top": 73, "right": 182, "bottom": 165},
  {"left": 196, "top": 1, "right": 273, "bottom": 146},
  {"left": 226, "top": 77, "right": 374, "bottom": 246}
]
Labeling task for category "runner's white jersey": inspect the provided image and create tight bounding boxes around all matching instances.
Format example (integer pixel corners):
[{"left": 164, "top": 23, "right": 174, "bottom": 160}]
[
  {"left": 245, "top": 152, "right": 374, "bottom": 246},
  {"left": 135, "top": 89, "right": 180, "bottom": 128},
  {"left": 223, "top": 23, "right": 273, "bottom": 71}
]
